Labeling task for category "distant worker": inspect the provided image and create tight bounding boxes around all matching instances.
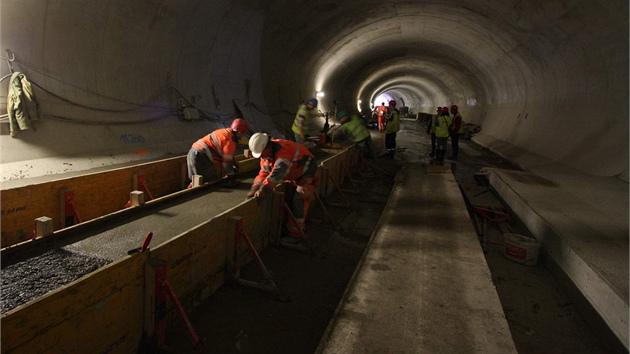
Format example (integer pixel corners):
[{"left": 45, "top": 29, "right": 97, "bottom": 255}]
[
  {"left": 247, "top": 133, "right": 318, "bottom": 243},
  {"left": 292, "top": 98, "right": 318, "bottom": 144},
  {"left": 376, "top": 102, "right": 388, "bottom": 132},
  {"left": 336, "top": 110, "right": 378, "bottom": 160},
  {"left": 426, "top": 107, "right": 440, "bottom": 158},
  {"left": 434, "top": 106, "right": 452, "bottom": 165},
  {"left": 449, "top": 105, "right": 463, "bottom": 160},
  {"left": 187, "top": 118, "right": 249, "bottom": 186},
  {"left": 384, "top": 100, "right": 400, "bottom": 157}
]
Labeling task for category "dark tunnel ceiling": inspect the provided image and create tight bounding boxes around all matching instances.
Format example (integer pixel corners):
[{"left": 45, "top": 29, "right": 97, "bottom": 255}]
[{"left": 288, "top": 3, "right": 531, "bottom": 110}]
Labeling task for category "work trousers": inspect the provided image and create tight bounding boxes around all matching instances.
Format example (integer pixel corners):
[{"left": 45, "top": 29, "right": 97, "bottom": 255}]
[
  {"left": 450, "top": 132, "right": 460, "bottom": 158},
  {"left": 187, "top": 148, "right": 218, "bottom": 185},
  {"left": 385, "top": 131, "right": 397, "bottom": 151},
  {"left": 358, "top": 136, "right": 378, "bottom": 160},
  {"left": 284, "top": 182, "right": 316, "bottom": 238}
]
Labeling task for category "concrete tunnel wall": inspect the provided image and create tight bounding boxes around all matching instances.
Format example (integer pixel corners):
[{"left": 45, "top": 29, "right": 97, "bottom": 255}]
[{"left": 0, "top": 0, "right": 628, "bottom": 182}]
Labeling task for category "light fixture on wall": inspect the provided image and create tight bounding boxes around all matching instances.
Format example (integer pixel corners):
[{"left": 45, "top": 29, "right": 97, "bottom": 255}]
[{"left": 316, "top": 91, "right": 325, "bottom": 97}]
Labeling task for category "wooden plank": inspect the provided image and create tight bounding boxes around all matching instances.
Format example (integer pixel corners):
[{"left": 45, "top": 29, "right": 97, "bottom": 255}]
[
  {"left": 426, "top": 164, "right": 452, "bottom": 174},
  {"left": 1, "top": 157, "right": 188, "bottom": 248},
  {"left": 1, "top": 252, "right": 147, "bottom": 353},
  {"left": 149, "top": 197, "right": 270, "bottom": 309},
  {"left": 236, "top": 157, "right": 260, "bottom": 174}
]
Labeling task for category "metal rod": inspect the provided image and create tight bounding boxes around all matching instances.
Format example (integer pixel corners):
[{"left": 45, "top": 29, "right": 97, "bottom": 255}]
[{"left": 162, "top": 279, "right": 204, "bottom": 352}]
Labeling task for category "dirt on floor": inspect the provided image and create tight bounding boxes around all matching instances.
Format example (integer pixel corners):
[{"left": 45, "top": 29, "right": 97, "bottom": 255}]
[{"left": 165, "top": 119, "right": 608, "bottom": 354}]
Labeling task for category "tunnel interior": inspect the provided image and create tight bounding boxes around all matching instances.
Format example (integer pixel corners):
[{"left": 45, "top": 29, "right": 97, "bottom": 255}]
[{"left": 0, "top": 1, "right": 628, "bottom": 181}]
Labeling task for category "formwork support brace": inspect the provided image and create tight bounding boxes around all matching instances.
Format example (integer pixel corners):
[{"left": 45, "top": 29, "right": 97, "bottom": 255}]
[
  {"left": 229, "top": 216, "right": 279, "bottom": 293},
  {"left": 145, "top": 257, "right": 204, "bottom": 353},
  {"left": 326, "top": 169, "right": 351, "bottom": 208},
  {"left": 472, "top": 206, "right": 510, "bottom": 253},
  {"left": 60, "top": 188, "right": 83, "bottom": 227},
  {"left": 126, "top": 174, "right": 154, "bottom": 207},
  {"left": 309, "top": 192, "right": 339, "bottom": 230},
  {"left": 355, "top": 147, "right": 374, "bottom": 177},
  {"left": 340, "top": 161, "right": 359, "bottom": 193}
]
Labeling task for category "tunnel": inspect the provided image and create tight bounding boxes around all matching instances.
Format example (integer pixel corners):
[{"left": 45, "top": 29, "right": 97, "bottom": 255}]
[
  {"left": 0, "top": 1, "right": 628, "bottom": 353},
  {"left": 0, "top": 1, "right": 627, "bottom": 182}
]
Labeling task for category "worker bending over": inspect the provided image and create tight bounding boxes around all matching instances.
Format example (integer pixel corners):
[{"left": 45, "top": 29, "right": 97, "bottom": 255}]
[
  {"left": 187, "top": 118, "right": 249, "bottom": 187},
  {"left": 292, "top": 98, "right": 318, "bottom": 144},
  {"left": 335, "top": 110, "right": 378, "bottom": 160},
  {"left": 247, "top": 133, "right": 318, "bottom": 242}
]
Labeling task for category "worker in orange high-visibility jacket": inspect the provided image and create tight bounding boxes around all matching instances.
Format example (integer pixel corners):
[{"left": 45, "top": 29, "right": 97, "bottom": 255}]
[
  {"left": 187, "top": 118, "right": 249, "bottom": 186},
  {"left": 246, "top": 133, "right": 318, "bottom": 243}
]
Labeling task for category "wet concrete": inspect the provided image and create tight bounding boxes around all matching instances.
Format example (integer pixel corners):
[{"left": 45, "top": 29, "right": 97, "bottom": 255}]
[
  {"left": 0, "top": 148, "right": 335, "bottom": 314},
  {"left": 1, "top": 249, "right": 110, "bottom": 313}
]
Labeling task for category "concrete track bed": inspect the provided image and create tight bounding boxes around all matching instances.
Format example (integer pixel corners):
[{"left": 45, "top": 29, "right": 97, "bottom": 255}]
[{"left": 1, "top": 146, "right": 360, "bottom": 353}]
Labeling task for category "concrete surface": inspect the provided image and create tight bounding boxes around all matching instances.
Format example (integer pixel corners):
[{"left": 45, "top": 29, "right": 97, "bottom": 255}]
[
  {"left": 487, "top": 167, "right": 629, "bottom": 348},
  {"left": 0, "top": 1, "right": 627, "bottom": 182},
  {"left": 317, "top": 163, "right": 518, "bottom": 353},
  {"left": 1, "top": 119, "right": 621, "bottom": 353}
]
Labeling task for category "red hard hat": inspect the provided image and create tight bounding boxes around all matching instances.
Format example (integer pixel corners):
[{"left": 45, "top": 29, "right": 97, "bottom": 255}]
[
  {"left": 441, "top": 107, "right": 448, "bottom": 112},
  {"left": 436, "top": 107, "right": 442, "bottom": 112},
  {"left": 231, "top": 118, "right": 249, "bottom": 133},
  {"left": 389, "top": 100, "right": 396, "bottom": 106},
  {"left": 451, "top": 105, "right": 458, "bottom": 110}
]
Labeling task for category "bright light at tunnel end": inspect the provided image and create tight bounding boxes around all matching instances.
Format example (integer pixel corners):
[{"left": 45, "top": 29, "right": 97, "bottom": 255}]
[{"left": 316, "top": 91, "right": 325, "bottom": 98}]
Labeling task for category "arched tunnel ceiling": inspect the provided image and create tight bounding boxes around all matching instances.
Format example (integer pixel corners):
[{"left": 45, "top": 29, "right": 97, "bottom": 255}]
[
  {"left": 0, "top": 0, "right": 627, "bottom": 181},
  {"left": 310, "top": 10, "right": 506, "bottom": 110},
  {"left": 286, "top": 2, "right": 541, "bottom": 107}
]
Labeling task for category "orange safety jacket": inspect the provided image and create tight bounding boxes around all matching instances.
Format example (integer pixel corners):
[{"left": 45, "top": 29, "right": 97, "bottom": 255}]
[
  {"left": 192, "top": 128, "right": 237, "bottom": 176},
  {"left": 250, "top": 139, "right": 316, "bottom": 194}
]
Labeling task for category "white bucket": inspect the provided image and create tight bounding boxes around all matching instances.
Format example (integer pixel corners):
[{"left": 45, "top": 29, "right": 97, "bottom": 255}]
[{"left": 503, "top": 233, "right": 540, "bottom": 266}]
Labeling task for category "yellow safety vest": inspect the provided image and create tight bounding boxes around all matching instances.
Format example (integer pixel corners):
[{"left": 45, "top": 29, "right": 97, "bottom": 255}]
[
  {"left": 435, "top": 115, "right": 452, "bottom": 138},
  {"left": 341, "top": 114, "right": 370, "bottom": 142},
  {"left": 385, "top": 109, "right": 400, "bottom": 133},
  {"left": 292, "top": 104, "right": 312, "bottom": 135}
]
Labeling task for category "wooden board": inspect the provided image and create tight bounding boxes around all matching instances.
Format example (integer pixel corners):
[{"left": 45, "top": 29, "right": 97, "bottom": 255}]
[
  {"left": 426, "top": 163, "right": 452, "bottom": 174},
  {"left": 2, "top": 252, "right": 147, "bottom": 353}
]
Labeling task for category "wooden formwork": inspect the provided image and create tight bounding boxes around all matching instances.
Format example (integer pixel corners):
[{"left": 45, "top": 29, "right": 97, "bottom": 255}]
[
  {"left": 318, "top": 146, "right": 356, "bottom": 201},
  {"left": 0, "top": 195, "right": 275, "bottom": 353},
  {"left": 1, "top": 156, "right": 188, "bottom": 248},
  {"left": 1, "top": 154, "right": 257, "bottom": 249},
  {"left": 0, "top": 147, "right": 351, "bottom": 353}
]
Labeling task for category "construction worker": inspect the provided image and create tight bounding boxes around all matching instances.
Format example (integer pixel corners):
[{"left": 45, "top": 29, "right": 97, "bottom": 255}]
[
  {"left": 449, "top": 105, "right": 464, "bottom": 160},
  {"left": 384, "top": 100, "right": 400, "bottom": 157},
  {"left": 336, "top": 110, "right": 378, "bottom": 160},
  {"left": 186, "top": 118, "right": 249, "bottom": 187},
  {"left": 434, "top": 107, "right": 452, "bottom": 165},
  {"left": 292, "top": 98, "right": 318, "bottom": 144},
  {"left": 426, "top": 107, "right": 440, "bottom": 158},
  {"left": 375, "top": 102, "right": 387, "bottom": 132},
  {"left": 247, "top": 132, "right": 318, "bottom": 243}
]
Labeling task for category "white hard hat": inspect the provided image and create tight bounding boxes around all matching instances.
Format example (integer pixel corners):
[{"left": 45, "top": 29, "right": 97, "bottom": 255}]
[{"left": 248, "top": 132, "right": 269, "bottom": 158}]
